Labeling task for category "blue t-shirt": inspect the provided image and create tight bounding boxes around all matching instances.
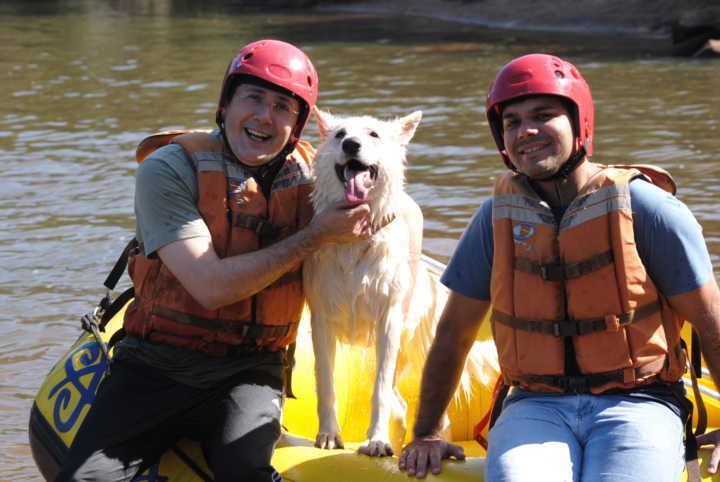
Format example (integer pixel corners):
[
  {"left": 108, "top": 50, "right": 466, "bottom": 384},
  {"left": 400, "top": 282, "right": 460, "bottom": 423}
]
[{"left": 442, "top": 178, "right": 712, "bottom": 301}]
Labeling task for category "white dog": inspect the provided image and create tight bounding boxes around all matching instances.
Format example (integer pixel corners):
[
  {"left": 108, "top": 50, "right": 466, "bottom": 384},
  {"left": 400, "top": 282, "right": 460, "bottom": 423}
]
[{"left": 303, "top": 109, "right": 494, "bottom": 457}]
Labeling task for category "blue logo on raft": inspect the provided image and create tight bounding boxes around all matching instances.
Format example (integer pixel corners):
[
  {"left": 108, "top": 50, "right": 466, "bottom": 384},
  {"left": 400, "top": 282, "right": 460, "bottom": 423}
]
[
  {"left": 48, "top": 341, "right": 106, "bottom": 433},
  {"left": 45, "top": 340, "right": 169, "bottom": 481},
  {"left": 132, "top": 464, "right": 169, "bottom": 482}
]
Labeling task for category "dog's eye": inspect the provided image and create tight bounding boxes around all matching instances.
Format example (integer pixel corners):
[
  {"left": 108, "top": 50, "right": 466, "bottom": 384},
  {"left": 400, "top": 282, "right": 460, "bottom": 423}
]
[
  {"left": 369, "top": 131, "right": 379, "bottom": 138},
  {"left": 334, "top": 129, "right": 346, "bottom": 139}
]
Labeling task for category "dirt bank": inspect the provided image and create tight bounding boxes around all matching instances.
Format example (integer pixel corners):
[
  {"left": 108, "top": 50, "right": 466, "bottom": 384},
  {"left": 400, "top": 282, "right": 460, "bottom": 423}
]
[{"left": 316, "top": 0, "right": 720, "bottom": 38}]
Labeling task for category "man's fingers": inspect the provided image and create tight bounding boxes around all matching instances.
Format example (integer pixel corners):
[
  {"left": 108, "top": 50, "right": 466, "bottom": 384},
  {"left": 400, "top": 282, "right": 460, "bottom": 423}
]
[
  {"left": 709, "top": 446, "right": 720, "bottom": 474},
  {"left": 448, "top": 443, "right": 466, "bottom": 460},
  {"left": 697, "top": 431, "right": 718, "bottom": 446},
  {"left": 403, "top": 448, "right": 418, "bottom": 475},
  {"left": 398, "top": 450, "right": 408, "bottom": 470},
  {"left": 429, "top": 448, "right": 443, "bottom": 474},
  {"left": 415, "top": 449, "right": 429, "bottom": 478}
]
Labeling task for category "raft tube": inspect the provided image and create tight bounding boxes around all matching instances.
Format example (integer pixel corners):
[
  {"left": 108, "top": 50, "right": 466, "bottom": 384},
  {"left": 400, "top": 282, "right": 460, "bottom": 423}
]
[{"left": 29, "top": 257, "right": 720, "bottom": 481}]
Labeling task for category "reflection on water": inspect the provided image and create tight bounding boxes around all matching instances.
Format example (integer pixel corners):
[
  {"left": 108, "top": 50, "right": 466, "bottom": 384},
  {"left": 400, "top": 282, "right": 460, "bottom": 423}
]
[{"left": 1, "top": 2, "right": 718, "bottom": 478}]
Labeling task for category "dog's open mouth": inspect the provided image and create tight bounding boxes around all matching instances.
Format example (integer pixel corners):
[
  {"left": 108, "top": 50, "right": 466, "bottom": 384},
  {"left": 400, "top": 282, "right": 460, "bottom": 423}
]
[{"left": 335, "top": 159, "right": 378, "bottom": 205}]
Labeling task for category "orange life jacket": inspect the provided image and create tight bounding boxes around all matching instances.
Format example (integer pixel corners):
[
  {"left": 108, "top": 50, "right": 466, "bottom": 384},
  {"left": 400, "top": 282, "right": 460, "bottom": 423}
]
[
  {"left": 490, "top": 164, "right": 687, "bottom": 393},
  {"left": 123, "top": 130, "right": 315, "bottom": 355}
]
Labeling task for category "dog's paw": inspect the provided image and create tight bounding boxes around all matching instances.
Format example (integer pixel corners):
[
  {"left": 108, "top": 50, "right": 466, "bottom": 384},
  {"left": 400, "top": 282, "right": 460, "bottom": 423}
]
[
  {"left": 358, "top": 439, "right": 394, "bottom": 457},
  {"left": 314, "top": 432, "right": 344, "bottom": 450}
]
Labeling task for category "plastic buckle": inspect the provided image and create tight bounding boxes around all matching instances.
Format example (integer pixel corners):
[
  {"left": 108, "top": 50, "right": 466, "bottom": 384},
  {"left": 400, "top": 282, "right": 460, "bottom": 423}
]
[
  {"left": 605, "top": 314, "right": 621, "bottom": 332},
  {"left": 559, "top": 376, "right": 589, "bottom": 393},
  {"left": 540, "top": 264, "right": 564, "bottom": 281},
  {"left": 552, "top": 321, "right": 580, "bottom": 337},
  {"left": 80, "top": 294, "right": 113, "bottom": 375}
]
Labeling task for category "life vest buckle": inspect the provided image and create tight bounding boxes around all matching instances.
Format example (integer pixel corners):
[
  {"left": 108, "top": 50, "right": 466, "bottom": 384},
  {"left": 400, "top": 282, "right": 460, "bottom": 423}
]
[
  {"left": 605, "top": 313, "right": 621, "bottom": 332},
  {"left": 540, "top": 263, "right": 565, "bottom": 281},
  {"left": 79, "top": 293, "right": 113, "bottom": 376},
  {"left": 557, "top": 376, "right": 590, "bottom": 393}
]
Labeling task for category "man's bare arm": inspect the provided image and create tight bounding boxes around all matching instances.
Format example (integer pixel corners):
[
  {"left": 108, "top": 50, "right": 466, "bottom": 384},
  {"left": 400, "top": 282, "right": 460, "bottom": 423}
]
[
  {"left": 399, "top": 291, "right": 490, "bottom": 478},
  {"left": 158, "top": 202, "right": 373, "bottom": 310},
  {"left": 669, "top": 274, "right": 720, "bottom": 473}
]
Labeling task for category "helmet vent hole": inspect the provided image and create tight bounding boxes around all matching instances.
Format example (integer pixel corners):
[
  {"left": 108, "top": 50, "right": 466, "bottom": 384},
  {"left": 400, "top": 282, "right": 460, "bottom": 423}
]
[
  {"left": 554, "top": 70, "right": 565, "bottom": 79},
  {"left": 243, "top": 53, "right": 254, "bottom": 60},
  {"left": 307, "top": 75, "right": 313, "bottom": 87}
]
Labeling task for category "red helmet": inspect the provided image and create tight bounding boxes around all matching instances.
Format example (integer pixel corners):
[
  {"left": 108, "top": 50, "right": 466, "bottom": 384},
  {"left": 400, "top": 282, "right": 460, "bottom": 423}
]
[
  {"left": 216, "top": 39, "right": 319, "bottom": 149},
  {"left": 486, "top": 53, "right": 594, "bottom": 171}
]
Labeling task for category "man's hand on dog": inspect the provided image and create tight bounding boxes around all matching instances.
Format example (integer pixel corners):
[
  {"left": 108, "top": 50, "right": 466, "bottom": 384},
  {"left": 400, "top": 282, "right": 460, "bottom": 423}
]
[
  {"left": 399, "top": 436, "right": 465, "bottom": 478},
  {"left": 310, "top": 201, "right": 377, "bottom": 243}
]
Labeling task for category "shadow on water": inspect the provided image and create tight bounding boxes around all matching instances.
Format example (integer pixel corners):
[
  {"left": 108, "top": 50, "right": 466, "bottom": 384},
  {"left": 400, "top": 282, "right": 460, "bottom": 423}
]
[{"left": 1, "top": 0, "right": 670, "bottom": 57}]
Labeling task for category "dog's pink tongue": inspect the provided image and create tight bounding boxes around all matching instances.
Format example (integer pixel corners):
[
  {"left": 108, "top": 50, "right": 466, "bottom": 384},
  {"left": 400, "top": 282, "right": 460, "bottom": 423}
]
[{"left": 345, "top": 170, "right": 372, "bottom": 205}]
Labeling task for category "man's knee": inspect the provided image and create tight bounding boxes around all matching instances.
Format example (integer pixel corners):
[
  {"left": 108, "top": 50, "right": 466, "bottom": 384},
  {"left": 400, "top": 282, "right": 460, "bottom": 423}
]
[
  {"left": 55, "top": 448, "right": 143, "bottom": 482},
  {"left": 207, "top": 421, "right": 283, "bottom": 482}
]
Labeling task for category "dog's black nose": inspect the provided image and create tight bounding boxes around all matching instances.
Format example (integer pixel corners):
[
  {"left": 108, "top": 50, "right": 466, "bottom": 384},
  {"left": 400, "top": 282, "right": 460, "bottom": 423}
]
[{"left": 342, "top": 137, "right": 361, "bottom": 156}]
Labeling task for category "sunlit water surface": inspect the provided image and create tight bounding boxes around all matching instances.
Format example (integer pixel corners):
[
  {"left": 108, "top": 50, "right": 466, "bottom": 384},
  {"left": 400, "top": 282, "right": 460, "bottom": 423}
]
[{"left": 1, "top": 2, "right": 718, "bottom": 479}]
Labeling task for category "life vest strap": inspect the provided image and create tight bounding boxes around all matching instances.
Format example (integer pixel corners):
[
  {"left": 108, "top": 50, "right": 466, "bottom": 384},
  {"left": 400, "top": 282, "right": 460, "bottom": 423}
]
[
  {"left": 149, "top": 303, "right": 293, "bottom": 339},
  {"left": 492, "top": 300, "right": 660, "bottom": 337},
  {"left": 144, "top": 328, "right": 287, "bottom": 357},
  {"left": 231, "top": 212, "right": 286, "bottom": 238},
  {"left": 508, "top": 356, "right": 666, "bottom": 393},
  {"left": 514, "top": 250, "right": 613, "bottom": 281}
]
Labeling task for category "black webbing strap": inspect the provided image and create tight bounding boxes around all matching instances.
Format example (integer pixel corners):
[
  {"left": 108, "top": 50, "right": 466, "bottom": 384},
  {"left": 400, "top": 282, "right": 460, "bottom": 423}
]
[
  {"left": 283, "top": 342, "right": 297, "bottom": 399},
  {"left": 150, "top": 304, "right": 293, "bottom": 339},
  {"left": 98, "top": 287, "right": 134, "bottom": 331},
  {"left": 673, "top": 339, "right": 704, "bottom": 472},
  {"left": 106, "top": 328, "right": 126, "bottom": 352},
  {"left": 514, "top": 251, "right": 613, "bottom": 281},
  {"left": 171, "top": 445, "right": 214, "bottom": 482},
  {"left": 512, "top": 357, "right": 666, "bottom": 394},
  {"left": 687, "top": 332, "right": 708, "bottom": 436},
  {"left": 103, "top": 238, "right": 138, "bottom": 291},
  {"left": 232, "top": 213, "right": 280, "bottom": 238},
  {"left": 691, "top": 329, "right": 703, "bottom": 381},
  {"left": 492, "top": 300, "right": 660, "bottom": 338},
  {"left": 488, "top": 383, "right": 510, "bottom": 431},
  {"left": 79, "top": 239, "right": 139, "bottom": 372}
]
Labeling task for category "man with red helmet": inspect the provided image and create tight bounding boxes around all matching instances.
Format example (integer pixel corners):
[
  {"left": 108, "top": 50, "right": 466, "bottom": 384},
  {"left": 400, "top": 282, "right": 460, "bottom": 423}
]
[
  {"left": 400, "top": 54, "right": 720, "bottom": 480},
  {"left": 57, "top": 40, "right": 376, "bottom": 482}
]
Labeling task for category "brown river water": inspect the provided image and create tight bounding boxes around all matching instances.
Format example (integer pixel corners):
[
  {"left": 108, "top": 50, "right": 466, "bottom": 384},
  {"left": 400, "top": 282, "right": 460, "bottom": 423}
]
[{"left": 1, "top": 2, "right": 718, "bottom": 479}]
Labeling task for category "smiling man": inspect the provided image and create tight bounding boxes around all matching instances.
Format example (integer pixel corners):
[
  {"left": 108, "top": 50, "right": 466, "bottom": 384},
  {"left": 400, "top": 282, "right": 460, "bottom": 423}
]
[
  {"left": 56, "top": 39, "right": 377, "bottom": 482},
  {"left": 399, "top": 53, "right": 720, "bottom": 481}
]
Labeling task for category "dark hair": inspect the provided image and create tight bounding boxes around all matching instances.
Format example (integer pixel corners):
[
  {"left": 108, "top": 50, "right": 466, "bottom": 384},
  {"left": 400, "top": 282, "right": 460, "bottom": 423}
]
[
  {"left": 500, "top": 94, "right": 579, "bottom": 137},
  {"left": 222, "top": 74, "right": 309, "bottom": 139},
  {"left": 224, "top": 75, "right": 301, "bottom": 109}
]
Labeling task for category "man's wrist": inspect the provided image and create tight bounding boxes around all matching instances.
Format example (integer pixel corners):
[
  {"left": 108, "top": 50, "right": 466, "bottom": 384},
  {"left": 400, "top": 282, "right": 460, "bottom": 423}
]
[{"left": 412, "top": 427, "right": 441, "bottom": 440}]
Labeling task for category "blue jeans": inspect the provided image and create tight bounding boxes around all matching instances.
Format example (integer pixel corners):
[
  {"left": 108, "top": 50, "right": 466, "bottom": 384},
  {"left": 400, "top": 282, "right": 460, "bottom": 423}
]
[{"left": 485, "top": 389, "right": 685, "bottom": 482}]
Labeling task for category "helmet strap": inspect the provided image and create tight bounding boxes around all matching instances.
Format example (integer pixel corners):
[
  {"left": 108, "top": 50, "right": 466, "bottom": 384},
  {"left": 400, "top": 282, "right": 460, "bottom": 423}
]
[{"left": 537, "top": 146, "right": 587, "bottom": 181}]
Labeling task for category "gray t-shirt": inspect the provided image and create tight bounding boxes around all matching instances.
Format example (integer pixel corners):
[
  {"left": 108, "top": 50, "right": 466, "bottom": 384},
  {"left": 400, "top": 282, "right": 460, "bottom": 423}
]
[{"left": 115, "top": 140, "right": 284, "bottom": 389}]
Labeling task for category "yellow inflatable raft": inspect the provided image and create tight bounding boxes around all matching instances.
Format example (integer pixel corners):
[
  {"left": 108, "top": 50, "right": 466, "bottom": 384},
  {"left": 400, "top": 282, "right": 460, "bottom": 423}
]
[{"left": 29, "top": 258, "right": 720, "bottom": 481}]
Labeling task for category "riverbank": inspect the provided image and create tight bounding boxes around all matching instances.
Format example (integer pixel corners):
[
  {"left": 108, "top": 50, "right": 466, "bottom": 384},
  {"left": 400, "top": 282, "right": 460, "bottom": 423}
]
[{"left": 315, "top": 0, "right": 720, "bottom": 39}]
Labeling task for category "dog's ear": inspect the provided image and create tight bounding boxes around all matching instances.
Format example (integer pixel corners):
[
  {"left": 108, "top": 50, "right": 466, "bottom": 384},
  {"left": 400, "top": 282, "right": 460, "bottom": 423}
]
[
  {"left": 395, "top": 111, "right": 422, "bottom": 146},
  {"left": 313, "top": 106, "right": 335, "bottom": 141}
]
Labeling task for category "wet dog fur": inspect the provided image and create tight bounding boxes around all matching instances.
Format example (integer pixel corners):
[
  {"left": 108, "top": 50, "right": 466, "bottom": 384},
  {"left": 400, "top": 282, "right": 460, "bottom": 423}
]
[{"left": 303, "top": 108, "right": 493, "bottom": 456}]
